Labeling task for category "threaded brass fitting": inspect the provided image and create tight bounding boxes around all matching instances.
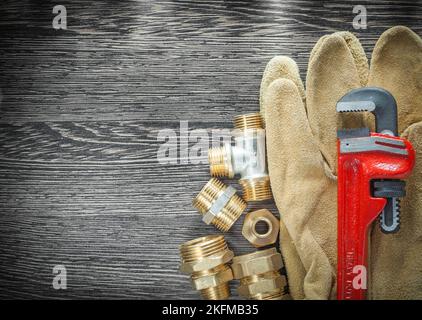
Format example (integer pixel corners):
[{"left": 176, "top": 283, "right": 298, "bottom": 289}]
[
  {"left": 208, "top": 112, "right": 272, "bottom": 202},
  {"left": 242, "top": 209, "right": 280, "bottom": 248},
  {"left": 208, "top": 145, "right": 234, "bottom": 178},
  {"left": 193, "top": 178, "right": 247, "bottom": 232},
  {"left": 231, "top": 248, "right": 287, "bottom": 300},
  {"left": 180, "top": 235, "right": 234, "bottom": 300},
  {"left": 233, "top": 113, "right": 264, "bottom": 130},
  {"left": 239, "top": 176, "right": 272, "bottom": 202}
]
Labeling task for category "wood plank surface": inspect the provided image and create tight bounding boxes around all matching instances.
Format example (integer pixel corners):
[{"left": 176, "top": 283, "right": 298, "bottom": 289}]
[{"left": 0, "top": 0, "right": 421, "bottom": 299}]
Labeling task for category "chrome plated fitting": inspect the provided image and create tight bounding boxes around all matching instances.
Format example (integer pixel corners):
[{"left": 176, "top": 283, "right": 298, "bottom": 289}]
[
  {"left": 231, "top": 248, "right": 287, "bottom": 300},
  {"left": 180, "top": 235, "right": 234, "bottom": 300},
  {"left": 208, "top": 113, "right": 272, "bottom": 202},
  {"left": 193, "top": 178, "right": 247, "bottom": 232}
]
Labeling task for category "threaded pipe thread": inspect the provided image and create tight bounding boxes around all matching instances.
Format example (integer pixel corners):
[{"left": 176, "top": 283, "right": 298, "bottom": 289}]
[
  {"left": 208, "top": 146, "right": 233, "bottom": 178},
  {"left": 234, "top": 113, "right": 264, "bottom": 130},
  {"left": 239, "top": 177, "right": 272, "bottom": 202},
  {"left": 200, "top": 283, "right": 231, "bottom": 300},
  {"left": 192, "top": 178, "right": 225, "bottom": 214},
  {"left": 180, "top": 235, "right": 228, "bottom": 263},
  {"left": 213, "top": 195, "right": 247, "bottom": 232},
  {"left": 250, "top": 290, "right": 285, "bottom": 300}
]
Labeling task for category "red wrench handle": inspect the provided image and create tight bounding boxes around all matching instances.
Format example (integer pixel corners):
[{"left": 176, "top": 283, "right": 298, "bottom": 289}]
[{"left": 337, "top": 133, "right": 415, "bottom": 300}]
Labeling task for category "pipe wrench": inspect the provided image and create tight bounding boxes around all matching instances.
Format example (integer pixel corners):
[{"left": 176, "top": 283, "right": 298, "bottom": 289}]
[{"left": 336, "top": 87, "right": 415, "bottom": 300}]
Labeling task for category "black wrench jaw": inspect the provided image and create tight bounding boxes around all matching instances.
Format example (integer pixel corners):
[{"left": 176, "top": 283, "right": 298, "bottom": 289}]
[
  {"left": 371, "top": 180, "right": 406, "bottom": 234},
  {"left": 336, "top": 87, "right": 398, "bottom": 136}
]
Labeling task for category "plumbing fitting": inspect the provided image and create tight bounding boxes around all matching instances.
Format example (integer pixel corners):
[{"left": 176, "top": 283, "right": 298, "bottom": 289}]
[
  {"left": 231, "top": 248, "right": 287, "bottom": 300},
  {"left": 208, "top": 113, "right": 272, "bottom": 202},
  {"left": 192, "top": 178, "right": 247, "bottom": 232},
  {"left": 242, "top": 209, "right": 279, "bottom": 247},
  {"left": 180, "top": 235, "right": 234, "bottom": 300}
]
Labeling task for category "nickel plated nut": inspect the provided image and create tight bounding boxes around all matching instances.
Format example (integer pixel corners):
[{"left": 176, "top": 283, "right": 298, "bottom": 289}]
[
  {"left": 231, "top": 248, "right": 287, "bottom": 300},
  {"left": 180, "top": 235, "right": 234, "bottom": 300},
  {"left": 242, "top": 209, "right": 279, "bottom": 248}
]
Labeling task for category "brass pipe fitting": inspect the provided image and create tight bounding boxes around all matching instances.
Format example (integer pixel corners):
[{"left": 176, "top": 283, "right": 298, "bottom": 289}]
[
  {"left": 193, "top": 178, "right": 247, "bottom": 232},
  {"left": 180, "top": 235, "right": 234, "bottom": 300},
  {"left": 242, "top": 209, "right": 279, "bottom": 247},
  {"left": 231, "top": 248, "right": 287, "bottom": 300},
  {"left": 208, "top": 113, "right": 272, "bottom": 202}
]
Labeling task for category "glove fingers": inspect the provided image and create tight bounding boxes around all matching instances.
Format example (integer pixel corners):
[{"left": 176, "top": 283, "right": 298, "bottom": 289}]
[
  {"left": 260, "top": 56, "right": 305, "bottom": 121},
  {"left": 264, "top": 78, "right": 325, "bottom": 200},
  {"left": 369, "top": 26, "right": 422, "bottom": 133},
  {"left": 306, "top": 33, "right": 369, "bottom": 175}
]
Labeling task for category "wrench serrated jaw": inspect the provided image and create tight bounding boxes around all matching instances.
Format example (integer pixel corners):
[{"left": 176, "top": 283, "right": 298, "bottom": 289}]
[
  {"left": 336, "top": 101, "right": 376, "bottom": 113},
  {"left": 380, "top": 198, "right": 401, "bottom": 233}
]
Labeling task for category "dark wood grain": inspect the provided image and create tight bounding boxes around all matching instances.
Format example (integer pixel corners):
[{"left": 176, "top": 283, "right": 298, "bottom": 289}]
[{"left": 0, "top": 0, "right": 421, "bottom": 299}]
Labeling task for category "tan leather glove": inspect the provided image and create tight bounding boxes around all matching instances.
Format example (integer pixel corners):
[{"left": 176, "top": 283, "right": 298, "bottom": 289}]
[
  {"left": 368, "top": 26, "right": 422, "bottom": 299},
  {"left": 260, "top": 26, "right": 422, "bottom": 299},
  {"left": 260, "top": 32, "right": 369, "bottom": 299}
]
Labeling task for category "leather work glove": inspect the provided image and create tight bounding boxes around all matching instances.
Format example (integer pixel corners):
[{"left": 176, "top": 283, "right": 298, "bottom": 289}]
[
  {"left": 367, "top": 26, "right": 422, "bottom": 299},
  {"left": 260, "top": 26, "right": 422, "bottom": 299},
  {"left": 260, "top": 32, "right": 369, "bottom": 299}
]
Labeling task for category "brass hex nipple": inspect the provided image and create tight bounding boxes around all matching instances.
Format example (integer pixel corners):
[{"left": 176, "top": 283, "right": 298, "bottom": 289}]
[
  {"left": 231, "top": 248, "right": 287, "bottom": 300},
  {"left": 180, "top": 235, "right": 234, "bottom": 300},
  {"left": 193, "top": 178, "right": 247, "bottom": 232},
  {"left": 208, "top": 113, "right": 272, "bottom": 202}
]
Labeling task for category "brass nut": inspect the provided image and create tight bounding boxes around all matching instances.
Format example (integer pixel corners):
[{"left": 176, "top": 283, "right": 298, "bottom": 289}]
[
  {"left": 193, "top": 178, "right": 247, "bottom": 232},
  {"left": 180, "top": 235, "right": 234, "bottom": 300},
  {"left": 238, "top": 272, "right": 287, "bottom": 299},
  {"left": 232, "top": 248, "right": 287, "bottom": 300},
  {"left": 231, "top": 248, "right": 282, "bottom": 278},
  {"left": 192, "top": 266, "right": 233, "bottom": 290},
  {"left": 242, "top": 209, "right": 279, "bottom": 247}
]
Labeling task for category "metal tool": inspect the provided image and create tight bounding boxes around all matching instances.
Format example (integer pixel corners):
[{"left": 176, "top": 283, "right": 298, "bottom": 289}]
[
  {"left": 336, "top": 87, "right": 415, "bottom": 300},
  {"left": 338, "top": 87, "right": 401, "bottom": 233}
]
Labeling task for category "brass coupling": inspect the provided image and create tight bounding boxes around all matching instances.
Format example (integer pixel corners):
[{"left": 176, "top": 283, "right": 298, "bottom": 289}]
[
  {"left": 208, "top": 113, "right": 272, "bottom": 202},
  {"left": 193, "top": 178, "right": 247, "bottom": 232},
  {"left": 180, "top": 235, "right": 234, "bottom": 300},
  {"left": 231, "top": 248, "right": 287, "bottom": 300}
]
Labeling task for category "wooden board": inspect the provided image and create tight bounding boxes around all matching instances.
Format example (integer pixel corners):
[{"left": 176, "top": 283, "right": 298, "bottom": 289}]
[{"left": 0, "top": 0, "right": 421, "bottom": 299}]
